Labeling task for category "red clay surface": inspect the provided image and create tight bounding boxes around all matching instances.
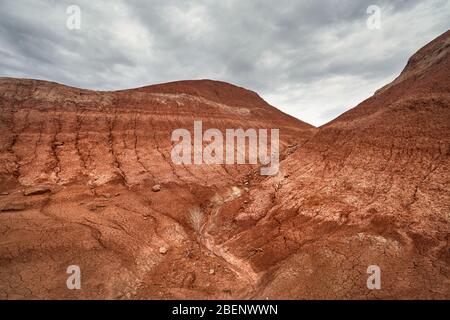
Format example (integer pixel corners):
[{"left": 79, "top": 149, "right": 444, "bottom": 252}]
[{"left": 0, "top": 30, "right": 449, "bottom": 299}]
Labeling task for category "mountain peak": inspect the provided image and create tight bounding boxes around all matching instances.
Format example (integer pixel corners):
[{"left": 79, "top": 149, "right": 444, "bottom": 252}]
[
  {"left": 376, "top": 29, "right": 450, "bottom": 94},
  {"left": 133, "top": 79, "right": 269, "bottom": 109}
]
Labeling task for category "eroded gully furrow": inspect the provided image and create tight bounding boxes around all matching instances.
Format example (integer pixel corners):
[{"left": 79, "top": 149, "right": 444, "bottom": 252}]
[{"left": 197, "top": 202, "right": 261, "bottom": 298}]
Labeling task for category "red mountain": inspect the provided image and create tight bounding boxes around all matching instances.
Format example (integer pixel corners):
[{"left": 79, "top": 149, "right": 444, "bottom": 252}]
[{"left": 0, "top": 30, "right": 448, "bottom": 299}]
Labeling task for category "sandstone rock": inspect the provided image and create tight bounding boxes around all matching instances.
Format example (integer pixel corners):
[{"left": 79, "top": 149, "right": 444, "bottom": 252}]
[
  {"left": 87, "top": 203, "right": 107, "bottom": 211},
  {"left": 1, "top": 203, "right": 26, "bottom": 212},
  {"left": 23, "top": 186, "right": 51, "bottom": 196},
  {"left": 159, "top": 246, "right": 167, "bottom": 254}
]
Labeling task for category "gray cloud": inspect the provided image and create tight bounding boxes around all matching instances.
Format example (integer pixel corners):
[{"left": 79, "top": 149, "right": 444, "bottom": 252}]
[{"left": 0, "top": 0, "right": 448, "bottom": 125}]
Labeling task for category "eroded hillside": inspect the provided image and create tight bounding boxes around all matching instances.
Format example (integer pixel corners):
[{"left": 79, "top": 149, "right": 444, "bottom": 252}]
[{"left": 0, "top": 31, "right": 449, "bottom": 299}]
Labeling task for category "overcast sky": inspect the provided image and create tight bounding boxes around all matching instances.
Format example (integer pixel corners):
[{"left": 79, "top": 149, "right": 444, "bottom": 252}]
[{"left": 0, "top": 0, "right": 449, "bottom": 126}]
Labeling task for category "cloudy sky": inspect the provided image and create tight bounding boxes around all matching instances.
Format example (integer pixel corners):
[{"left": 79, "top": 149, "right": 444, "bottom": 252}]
[{"left": 0, "top": 0, "right": 449, "bottom": 126}]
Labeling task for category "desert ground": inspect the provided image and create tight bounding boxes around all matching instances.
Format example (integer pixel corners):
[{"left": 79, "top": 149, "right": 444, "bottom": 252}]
[{"left": 0, "top": 30, "right": 449, "bottom": 300}]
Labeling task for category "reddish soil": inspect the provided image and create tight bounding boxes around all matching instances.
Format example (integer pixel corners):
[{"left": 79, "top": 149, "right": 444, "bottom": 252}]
[{"left": 0, "top": 30, "right": 448, "bottom": 299}]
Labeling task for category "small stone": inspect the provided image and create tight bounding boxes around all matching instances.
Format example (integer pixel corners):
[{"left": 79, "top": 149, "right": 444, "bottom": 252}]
[
  {"left": 87, "top": 203, "right": 107, "bottom": 211},
  {"left": 1, "top": 202, "right": 26, "bottom": 211},
  {"left": 53, "top": 141, "right": 64, "bottom": 147},
  {"left": 209, "top": 269, "right": 215, "bottom": 275},
  {"left": 152, "top": 184, "right": 161, "bottom": 192},
  {"left": 114, "top": 293, "right": 124, "bottom": 299},
  {"left": 0, "top": 192, "right": 9, "bottom": 196},
  {"left": 23, "top": 186, "right": 51, "bottom": 196},
  {"left": 159, "top": 246, "right": 168, "bottom": 254}
]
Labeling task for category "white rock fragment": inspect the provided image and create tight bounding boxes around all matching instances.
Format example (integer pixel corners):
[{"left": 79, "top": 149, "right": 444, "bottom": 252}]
[{"left": 159, "top": 246, "right": 168, "bottom": 254}]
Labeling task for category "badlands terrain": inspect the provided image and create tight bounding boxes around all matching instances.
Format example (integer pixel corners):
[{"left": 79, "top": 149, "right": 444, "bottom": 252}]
[{"left": 0, "top": 30, "right": 449, "bottom": 299}]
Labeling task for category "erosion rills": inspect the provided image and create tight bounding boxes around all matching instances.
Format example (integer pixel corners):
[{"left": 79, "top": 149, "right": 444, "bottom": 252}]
[
  {"left": 0, "top": 78, "right": 313, "bottom": 190},
  {"left": 191, "top": 188, "right": 262, "bottom": 298}
]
